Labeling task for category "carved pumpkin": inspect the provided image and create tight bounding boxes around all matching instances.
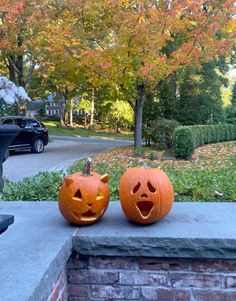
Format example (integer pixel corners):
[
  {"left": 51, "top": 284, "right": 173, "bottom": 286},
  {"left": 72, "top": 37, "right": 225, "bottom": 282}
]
[
  {"left": 58, "top": 158, "right": 110, "bottom": 225},
  {"left": 119, "top": 167, "right": 174, "bottom": 224}
]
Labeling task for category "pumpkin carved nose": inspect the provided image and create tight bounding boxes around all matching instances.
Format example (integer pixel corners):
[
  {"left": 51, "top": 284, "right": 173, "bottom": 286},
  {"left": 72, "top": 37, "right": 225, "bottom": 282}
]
[{"left": 141, "top": 193, "right": 148, "bottom": 198}]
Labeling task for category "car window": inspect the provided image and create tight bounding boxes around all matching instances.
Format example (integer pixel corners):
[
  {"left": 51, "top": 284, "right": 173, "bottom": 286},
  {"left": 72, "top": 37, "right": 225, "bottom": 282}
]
[
  {"left": 2, "top": 119, "right": 14, "bottom": 125},
  {"left": 15, "top": 119, "right": 27, "bottom": 128},
  {"left": 28, "top": 120, "right": 40, "bottom": 128}
]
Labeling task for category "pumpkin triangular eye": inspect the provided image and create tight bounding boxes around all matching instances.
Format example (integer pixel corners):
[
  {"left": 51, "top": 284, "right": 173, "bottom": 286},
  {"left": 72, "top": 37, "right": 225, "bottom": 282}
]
[
  {"left": 132, "top": 182, "right": 141, "bottom": 194},
  {"left": 147, "top": 181, "right": 156, "bottom": 193},
  {"left": 96, "top": 188, "right": 104, "bottom": 201},
  {"left": 74, "top": 189, "right": 82, "bottom": 199}
]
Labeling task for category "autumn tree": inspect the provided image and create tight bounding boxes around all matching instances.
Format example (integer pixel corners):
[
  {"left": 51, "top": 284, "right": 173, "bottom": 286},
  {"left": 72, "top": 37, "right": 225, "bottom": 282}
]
[
  {"left": 0, "top": 0, "right": 52, "bottom": 87},
  {"left": 59, "top": 0, "right": 235, "bottom": 149}
]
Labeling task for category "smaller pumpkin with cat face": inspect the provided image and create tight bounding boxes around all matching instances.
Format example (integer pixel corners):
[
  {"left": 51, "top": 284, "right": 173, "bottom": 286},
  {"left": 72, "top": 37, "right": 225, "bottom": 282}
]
[
  {"left": 58, "top": 158, "right": 110, "bottom": 225},
  {"left": 119, "top": 167, "right": 174, "bottom": 224}
]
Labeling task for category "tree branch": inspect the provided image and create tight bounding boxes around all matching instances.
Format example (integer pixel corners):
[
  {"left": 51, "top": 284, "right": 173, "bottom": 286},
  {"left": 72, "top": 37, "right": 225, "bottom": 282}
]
[
  {"left": 7, "top": 56, "right": 20, "bottom": 74},
  {"left": 25, "top": 59, "right": 37, "bottom": 89}
]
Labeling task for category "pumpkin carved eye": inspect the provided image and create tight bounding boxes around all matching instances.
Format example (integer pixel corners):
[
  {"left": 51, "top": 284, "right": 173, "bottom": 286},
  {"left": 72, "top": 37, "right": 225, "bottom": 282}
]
[
  {"left": 96, "top": 188, "right": 104, "bottom": 201},
  {"left": 132, "top": 182, "right": 141, "bottom": 194},
  {"left": 74, "top": 189, "right": 82, "bottom": 200},
  {"left": 147, "top": 181, "right": 156, "bottom": 193}
]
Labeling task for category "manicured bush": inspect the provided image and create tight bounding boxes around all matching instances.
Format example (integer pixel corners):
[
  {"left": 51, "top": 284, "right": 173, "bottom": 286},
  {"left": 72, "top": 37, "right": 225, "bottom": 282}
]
[
  {"left": 173, "top": 124, "right": 236, "bottom": 159},
  {"left": 143, "top": 119, "right": 179, "bottom": 150},
  {"left": 172, "top": 127, "right": 195, "bottom": 159}
]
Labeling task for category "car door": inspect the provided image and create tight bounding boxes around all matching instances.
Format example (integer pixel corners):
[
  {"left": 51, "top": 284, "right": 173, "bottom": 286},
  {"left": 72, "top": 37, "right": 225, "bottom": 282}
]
[
  {"left": 1, "top": 118, "right": 20, "bottom": 147},
  {"left": 13, "top": 118, "right": 32, "bottom": 147}
]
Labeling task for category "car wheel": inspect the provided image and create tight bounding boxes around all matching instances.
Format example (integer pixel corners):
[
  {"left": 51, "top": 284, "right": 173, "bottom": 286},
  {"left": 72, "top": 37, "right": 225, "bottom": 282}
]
[{"left": 31, "top": 138, "right": 44, "bottom": 153}]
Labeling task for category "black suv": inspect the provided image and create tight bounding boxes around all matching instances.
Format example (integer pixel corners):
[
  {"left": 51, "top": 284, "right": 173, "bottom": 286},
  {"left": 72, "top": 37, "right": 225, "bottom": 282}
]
[{"left": 0, "top": 116, "right": 48, "bottom": 153}]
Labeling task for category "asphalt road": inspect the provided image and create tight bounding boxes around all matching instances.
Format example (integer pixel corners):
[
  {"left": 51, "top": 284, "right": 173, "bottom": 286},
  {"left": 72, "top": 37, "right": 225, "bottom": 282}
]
[{"left": 2, "top": 135, "right": 133, "bottom": 182}]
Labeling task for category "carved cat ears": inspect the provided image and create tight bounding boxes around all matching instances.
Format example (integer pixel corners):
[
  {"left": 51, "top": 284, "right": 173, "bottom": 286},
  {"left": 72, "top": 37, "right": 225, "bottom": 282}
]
[
  {"left": 64, "top": 158, "right": 109, "bottom": 186},
  {"left": 64, "top": 173, "right": 109, "bottom": 187}
]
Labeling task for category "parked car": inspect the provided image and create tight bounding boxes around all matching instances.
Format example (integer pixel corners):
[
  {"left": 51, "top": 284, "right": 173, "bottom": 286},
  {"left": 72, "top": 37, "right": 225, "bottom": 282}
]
[{"left": 0, "top": 116, "right": 48, "bottom": 154}]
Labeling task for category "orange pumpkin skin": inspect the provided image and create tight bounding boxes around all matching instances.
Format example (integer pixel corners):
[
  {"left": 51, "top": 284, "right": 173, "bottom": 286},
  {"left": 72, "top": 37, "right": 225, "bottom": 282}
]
[
  {"left": 58, "top": 172, "right": 110, "bottom": 225},
  {"left": 119, "top": 168, "right": 174, "bottom": 224}
]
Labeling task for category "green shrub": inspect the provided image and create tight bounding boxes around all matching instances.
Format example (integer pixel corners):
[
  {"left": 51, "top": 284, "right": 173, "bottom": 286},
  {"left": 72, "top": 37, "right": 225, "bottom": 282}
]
[
  {"left": 173, "top": 124, "right": 236, "bottom": 159},
  {"left": 225, "top": 105, "right": 236, "bottom": 124},
  {"left": 0, "top": 171, "right": 64, "bottom": 201},
  {"left": 172, "top": 127, "right": 195, "bottom": 159},
  {"left": 144, "top": 118, "right": 179, "bottom": 150}
]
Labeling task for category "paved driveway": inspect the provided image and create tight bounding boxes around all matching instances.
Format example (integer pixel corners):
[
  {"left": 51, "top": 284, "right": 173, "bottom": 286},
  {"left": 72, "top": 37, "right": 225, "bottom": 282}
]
[{"left": 2, "top": 135, "right": 132, "bottom": 182}]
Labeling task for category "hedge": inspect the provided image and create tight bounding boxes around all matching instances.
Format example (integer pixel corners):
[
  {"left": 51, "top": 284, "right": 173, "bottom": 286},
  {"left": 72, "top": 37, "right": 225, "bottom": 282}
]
[
  {"left": 173, "top": 124, "right": 236, "bottom": 159},
  {"left": 143, "top": 119, "right": 179, "bottom": 150}
]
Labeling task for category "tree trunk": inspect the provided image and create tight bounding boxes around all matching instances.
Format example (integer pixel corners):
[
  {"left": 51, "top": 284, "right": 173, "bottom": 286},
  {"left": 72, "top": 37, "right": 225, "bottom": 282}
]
[
  {"left": 17, "top": 54, "right": 25, "bottom": 87},
  {"left": 7, "top": 54, "right": 25, "bottom": 115},
  {"left": 134, "top": 84, "right": 145, "bottom": 150},
  {"left": 84, "top": 112, "right": 87, "bottom": 128},
  {"left": 69, "top": 99, "right": 73, "bottom": 127},
  {"left": 59, "top": 101, "right": 65, "bottom": 126},
  {"left": 7, "top": 56, "right": 16, "bottom": 84},
  {"left": 90, "top": 88, "right": 95, "bottom": 128}
]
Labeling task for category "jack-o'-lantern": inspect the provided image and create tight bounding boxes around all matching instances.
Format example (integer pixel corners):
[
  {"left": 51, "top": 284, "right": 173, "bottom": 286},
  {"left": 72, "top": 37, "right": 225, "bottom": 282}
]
[
  {"left": 58, "top": 158, "right": 110, "bottom": 225},
  {"left": 119, "top": 167, "right": 174, "bottom": 224}
]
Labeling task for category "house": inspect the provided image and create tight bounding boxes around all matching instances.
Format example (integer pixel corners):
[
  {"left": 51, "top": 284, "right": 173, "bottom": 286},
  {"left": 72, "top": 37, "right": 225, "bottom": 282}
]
[{"left": 26, "top": 94, "right": 84, "bottom": 118}]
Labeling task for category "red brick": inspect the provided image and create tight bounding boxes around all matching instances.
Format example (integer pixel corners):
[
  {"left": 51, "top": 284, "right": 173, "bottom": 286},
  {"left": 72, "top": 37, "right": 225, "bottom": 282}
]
[
  {"left": 193, "top": 259, "right": 236, "bottom": 273},
  {"left": 47, "top": 269, "right": 68, "bottom": 301},
  {"left": 141, "top": 287, "right": 190, "bottom": 301},
  {"left": 193, "top": 289, "right": 236, "bottom": 301},
  {"left": 171, "top": 273, "right": 222, "bottom": 288},
  {"left": 67, "top": 284, "right": 89, "bottom": 298},
  {"left": 90, "top": 285, "right": 140, "bottom": 299},
  {"left": 119, "top": 271, "right": 170, "bottom": 286},
  {"left": 58, "top": 270, "right": 67, "bottom": 288},
  {"left": 59, "top": 289, "right": 67, "bottom": 301},
  {"left": 138, "top": 257, "right": 191, "bottom": 271},
  {"left": 67, "top": 253, "right": 86, "bottom": 269},
  {"left": 88, "top": 256, "right": 137, "bottom": 270},
  {"left": 225, "top": 276, "right": 236, "bottom": 288},
  {"left": 68, "top": 270, "right": 118, "bottom": 284},
  {"left": 48, "top": 284, "right": 59, "bottom": 301}
]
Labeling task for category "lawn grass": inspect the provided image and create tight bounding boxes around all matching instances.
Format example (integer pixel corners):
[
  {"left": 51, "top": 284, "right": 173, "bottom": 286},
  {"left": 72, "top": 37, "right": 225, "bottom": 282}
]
[
  {"left": 69, "top": 141, "right": 236, "bottom": 202},
  {"left": 1, "top": 141, "right": 235, "bottom": 202},
  {"left": 44, "top": 121, "right": 133, "bottom": 140}
]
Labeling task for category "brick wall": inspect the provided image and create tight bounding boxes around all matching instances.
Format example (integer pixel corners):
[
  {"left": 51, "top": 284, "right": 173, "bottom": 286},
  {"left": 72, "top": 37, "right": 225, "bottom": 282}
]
[
  {"left": 66, "top": 253, "right": 236, "bottom": 301},
  {"left": 47, "top": 268, "right": 68, "bottom": 301}
]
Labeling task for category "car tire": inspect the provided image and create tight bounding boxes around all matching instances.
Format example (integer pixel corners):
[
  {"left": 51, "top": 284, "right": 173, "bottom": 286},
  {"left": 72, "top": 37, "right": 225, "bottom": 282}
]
[{"left": 31, "top": 138, "right": 44, "bottom": 153}]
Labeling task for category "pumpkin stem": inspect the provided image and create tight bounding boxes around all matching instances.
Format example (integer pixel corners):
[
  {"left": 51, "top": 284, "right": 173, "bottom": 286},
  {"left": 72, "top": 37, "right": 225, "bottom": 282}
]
[{"left": 82, "top": 158, "right": 92, "bottom": 176}]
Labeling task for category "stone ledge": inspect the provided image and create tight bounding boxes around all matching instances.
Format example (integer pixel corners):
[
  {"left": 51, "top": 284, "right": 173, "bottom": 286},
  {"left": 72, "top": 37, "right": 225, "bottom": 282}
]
[
  {"left": 0, "top": 202, "right": 77, "bottom": 301},
  {"left": 73, "top": 202, "right": 236, "bottom": 259},
  {"left": 1, "top": 201, "right": 236, "bottom": 301}
]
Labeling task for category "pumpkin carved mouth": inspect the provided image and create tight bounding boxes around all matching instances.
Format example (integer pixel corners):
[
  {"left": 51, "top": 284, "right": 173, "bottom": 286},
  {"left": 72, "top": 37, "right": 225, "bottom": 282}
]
[
  {"left": 136, "top": 201, "right": 154, "bottom": 218},
  {"left": 71, "top": 209, "right": 97, "bottom": 222},
  {"left": 81, "top": 209, "right": 96, "bottom": 221}
]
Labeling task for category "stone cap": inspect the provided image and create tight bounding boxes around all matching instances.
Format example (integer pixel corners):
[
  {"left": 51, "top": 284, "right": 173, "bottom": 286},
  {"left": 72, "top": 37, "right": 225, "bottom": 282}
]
[
  {"left": 0, "top": 201, "right": 77, "bottom": 301},
  {"left": 1, "top": 201, "right": 236, "bottom": 301},
  {"left": 74, "top": 202, "right": 236, "bottom": 259}
]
